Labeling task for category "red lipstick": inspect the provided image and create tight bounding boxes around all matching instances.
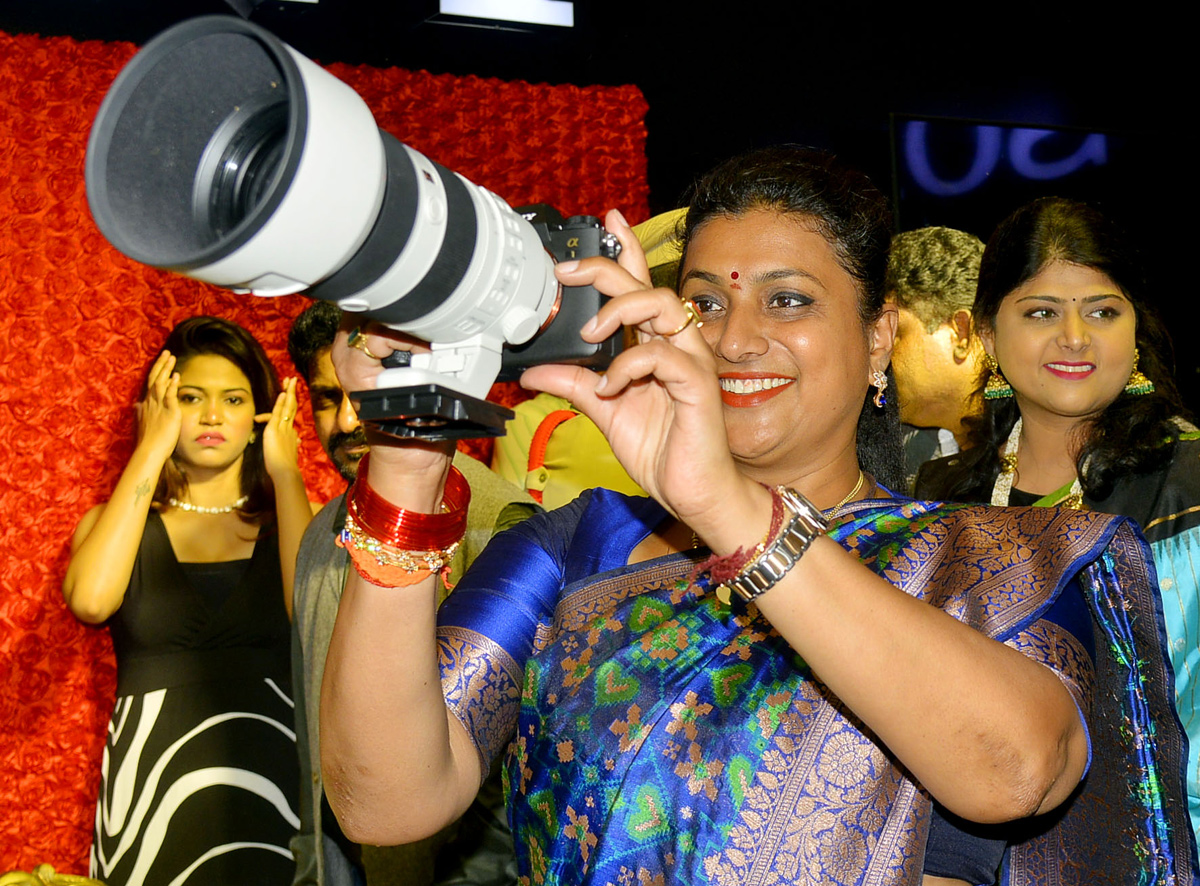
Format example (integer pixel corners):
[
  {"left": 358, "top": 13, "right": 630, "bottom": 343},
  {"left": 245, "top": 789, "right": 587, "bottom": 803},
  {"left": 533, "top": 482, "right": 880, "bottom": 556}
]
[{"left": 718, "top": 373, "right": 794, "bottom": 407}]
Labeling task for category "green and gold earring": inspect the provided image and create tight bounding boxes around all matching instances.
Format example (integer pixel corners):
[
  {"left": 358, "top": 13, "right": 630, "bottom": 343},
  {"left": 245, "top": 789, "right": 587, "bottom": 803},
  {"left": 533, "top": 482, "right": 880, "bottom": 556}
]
[
  {"left": 983, "top": 354, "right": 1013, "bottom": 400},
  {"left": 1124, "top": 348, "right": 1155, "bottom": 396}
]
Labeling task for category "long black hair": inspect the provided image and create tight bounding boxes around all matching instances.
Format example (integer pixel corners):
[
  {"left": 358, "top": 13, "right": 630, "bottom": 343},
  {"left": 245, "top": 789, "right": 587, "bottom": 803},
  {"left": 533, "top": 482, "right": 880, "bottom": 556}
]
[
  {"left": 147, "top": 316, "right": 281, "bottom": 521},
  {"left": 940, "top": 197, "right": 1186, "bottom": 502},
  {"left": 676, "top": 146, "right": 905, "bottom": 492}
]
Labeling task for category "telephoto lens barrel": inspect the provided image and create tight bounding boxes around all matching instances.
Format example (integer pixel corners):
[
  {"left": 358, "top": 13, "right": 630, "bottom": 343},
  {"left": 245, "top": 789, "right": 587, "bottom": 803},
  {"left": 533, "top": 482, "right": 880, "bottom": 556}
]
[
  {"left": 86, "top": 15, "right": 619, "bottom": 439},
  {"left": 86, "top": 16, "right": 388, "bottom": 297}
]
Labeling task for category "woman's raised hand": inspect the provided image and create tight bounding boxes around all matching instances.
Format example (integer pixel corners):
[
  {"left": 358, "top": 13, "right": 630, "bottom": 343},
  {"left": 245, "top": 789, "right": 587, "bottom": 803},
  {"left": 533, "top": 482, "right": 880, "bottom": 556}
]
[
  {"left": 135, "top": 350, "right": 182, "bottom": 462},
  {"left": 330, "top": 321, "right": 455, "bottom": 511},
  {"left": 522, "top": 210, "right": 749, "bottom": 530},
  {"left": 260, "top": 376, "right": 316, "bottom": 613},
  {"left": 260, "top": 376, "right": 303, "bottom": 480}
]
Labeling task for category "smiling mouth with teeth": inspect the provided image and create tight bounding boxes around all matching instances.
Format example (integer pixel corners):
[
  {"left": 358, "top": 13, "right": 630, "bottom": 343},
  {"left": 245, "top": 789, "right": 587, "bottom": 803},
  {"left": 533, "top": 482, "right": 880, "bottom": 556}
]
[
  {"left": 719, "top": 377, "right": 794, "bottom": 394},
  {"left": 1045, "top": 363, "right": 1095, "bottom": 374}
]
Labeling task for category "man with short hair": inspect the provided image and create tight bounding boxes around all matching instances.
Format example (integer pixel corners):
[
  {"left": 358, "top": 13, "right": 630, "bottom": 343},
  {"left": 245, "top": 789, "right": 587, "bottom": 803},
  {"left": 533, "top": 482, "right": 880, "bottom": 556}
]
[
  {"left": 288, "top": 301, "right": 370, "bottom": 484},
  {"left": 287, "top": 300, "right": 535, "bottom": 886},
  {"left": 884, "top": 226, "right": 986, "bottom": 491}
]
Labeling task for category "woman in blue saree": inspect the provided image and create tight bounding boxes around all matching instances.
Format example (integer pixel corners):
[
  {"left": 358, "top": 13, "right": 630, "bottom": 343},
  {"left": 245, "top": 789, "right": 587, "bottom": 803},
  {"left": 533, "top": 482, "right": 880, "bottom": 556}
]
[{"left": 319, "top": 149, "right": 1195, "bottom": 884}]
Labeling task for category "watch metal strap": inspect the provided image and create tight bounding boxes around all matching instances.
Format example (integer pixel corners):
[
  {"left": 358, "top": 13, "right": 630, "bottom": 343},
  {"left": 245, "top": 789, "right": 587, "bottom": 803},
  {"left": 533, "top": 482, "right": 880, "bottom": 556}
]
[{"left": 726, "top": 487, "right": 829, "bottom": 604}]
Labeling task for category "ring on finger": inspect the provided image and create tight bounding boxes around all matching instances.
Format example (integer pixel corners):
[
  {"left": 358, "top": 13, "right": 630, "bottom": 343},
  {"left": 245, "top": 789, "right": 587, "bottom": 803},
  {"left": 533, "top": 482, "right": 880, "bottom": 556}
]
[
  {"left": 348, "top": 326, "right": 385, "bottom": 360},
  {"left": 661, "top": 299, "right": 703, "bottom": 337}
]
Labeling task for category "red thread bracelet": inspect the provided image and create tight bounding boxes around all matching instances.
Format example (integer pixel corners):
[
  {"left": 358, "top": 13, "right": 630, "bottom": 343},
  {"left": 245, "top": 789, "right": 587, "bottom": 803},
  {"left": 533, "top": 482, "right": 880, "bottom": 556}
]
[
  {"left": 347, "top": 453, "right": 471, "bottom": 550},
  {"left": 694, "top": 487, "right": 786, "bottom": 585}
]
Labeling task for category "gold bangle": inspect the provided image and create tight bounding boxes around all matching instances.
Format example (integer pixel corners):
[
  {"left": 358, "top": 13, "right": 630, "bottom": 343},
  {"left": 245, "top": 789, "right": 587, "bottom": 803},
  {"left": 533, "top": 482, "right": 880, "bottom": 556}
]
[{"left": 337, "top": 509, "right": 461, "bottom": 588}]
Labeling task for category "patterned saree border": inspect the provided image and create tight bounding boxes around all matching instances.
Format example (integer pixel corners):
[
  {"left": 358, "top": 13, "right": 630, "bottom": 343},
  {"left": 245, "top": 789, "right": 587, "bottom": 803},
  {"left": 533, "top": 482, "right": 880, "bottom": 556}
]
[
  {"left": 837, "top": 501, "right": 1124, "bottom": 641},
  {"left": 438, "top": 626, "right": 525, "bottom": 776},
  {"left": 706, "top": 691, "right": 926, "bottom": 886},
  {"left": 551, "top": 553, "right": 710, "bottom": 639}
]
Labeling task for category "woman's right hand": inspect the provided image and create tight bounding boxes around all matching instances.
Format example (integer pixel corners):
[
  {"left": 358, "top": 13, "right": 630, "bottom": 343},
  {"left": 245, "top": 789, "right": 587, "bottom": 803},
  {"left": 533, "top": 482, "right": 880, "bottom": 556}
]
[
  {"left": 523, "top": 210, "right": 759, "bottom": 545},
  {"left": 135, "top": 350, "right": 182, "bottom": 462}
]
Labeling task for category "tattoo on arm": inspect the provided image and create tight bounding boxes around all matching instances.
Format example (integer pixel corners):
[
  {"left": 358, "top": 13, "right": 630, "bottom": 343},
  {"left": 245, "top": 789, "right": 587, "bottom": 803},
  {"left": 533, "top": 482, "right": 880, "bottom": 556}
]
[{"left": 135, "top": 479, "right": 152, "bottom": 506}]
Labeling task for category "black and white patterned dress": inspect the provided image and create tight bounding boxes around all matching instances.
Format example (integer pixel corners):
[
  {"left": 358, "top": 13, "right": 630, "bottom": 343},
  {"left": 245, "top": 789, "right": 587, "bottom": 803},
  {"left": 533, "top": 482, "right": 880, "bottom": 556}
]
[{"left": 90, "top": 512, "right": 299, "bottom": 886}]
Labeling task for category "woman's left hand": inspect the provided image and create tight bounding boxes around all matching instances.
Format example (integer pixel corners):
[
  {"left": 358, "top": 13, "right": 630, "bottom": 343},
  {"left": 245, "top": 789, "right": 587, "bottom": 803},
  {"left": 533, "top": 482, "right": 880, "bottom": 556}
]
[
  {"left": 523, "top": 210, "right": 759, "bottom": 541},
  {"left": 259, "top": 377, "right": 302, "bottom": 480}
]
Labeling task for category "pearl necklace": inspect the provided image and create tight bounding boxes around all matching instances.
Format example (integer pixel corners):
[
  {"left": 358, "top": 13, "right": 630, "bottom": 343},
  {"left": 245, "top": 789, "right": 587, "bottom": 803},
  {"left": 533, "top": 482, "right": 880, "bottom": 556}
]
[
  {"left": 168, "top": 494, "right": 249, "bottom": 515},
  {"left": 990, "top": 419, "right": 1083, "bottom": 509}
]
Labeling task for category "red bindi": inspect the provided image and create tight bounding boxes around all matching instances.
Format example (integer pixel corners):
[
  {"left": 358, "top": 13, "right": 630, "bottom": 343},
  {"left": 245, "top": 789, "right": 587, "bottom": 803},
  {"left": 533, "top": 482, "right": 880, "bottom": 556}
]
[{"left": 730, "top": 271, "right": 739, "bottom": 280}]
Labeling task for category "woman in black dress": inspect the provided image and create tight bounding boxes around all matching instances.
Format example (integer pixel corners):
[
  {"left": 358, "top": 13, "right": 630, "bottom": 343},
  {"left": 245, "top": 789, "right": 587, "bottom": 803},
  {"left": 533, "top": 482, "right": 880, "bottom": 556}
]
[{"left": 64, "top": 317, "right": 314, "bottom": 886}]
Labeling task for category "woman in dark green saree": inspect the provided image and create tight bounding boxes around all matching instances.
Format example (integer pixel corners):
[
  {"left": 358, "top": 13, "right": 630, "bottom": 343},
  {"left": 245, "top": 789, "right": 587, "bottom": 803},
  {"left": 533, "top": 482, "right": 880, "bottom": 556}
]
[{"left": 320, "top": 150, "right": 1195, "bottom": 885}]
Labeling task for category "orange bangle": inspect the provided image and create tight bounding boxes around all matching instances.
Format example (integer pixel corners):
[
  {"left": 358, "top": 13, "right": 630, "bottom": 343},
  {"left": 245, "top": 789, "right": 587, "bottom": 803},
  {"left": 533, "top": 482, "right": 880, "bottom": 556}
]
[{"left": 345, "top": 556, "right": 436, "bottom": 589}]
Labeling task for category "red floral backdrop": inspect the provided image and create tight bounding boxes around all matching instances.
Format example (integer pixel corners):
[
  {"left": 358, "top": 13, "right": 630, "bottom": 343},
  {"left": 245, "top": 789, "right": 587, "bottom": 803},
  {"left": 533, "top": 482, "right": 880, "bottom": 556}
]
[{"left": 0, "top": 28, "right": 647, "bottom": 872}]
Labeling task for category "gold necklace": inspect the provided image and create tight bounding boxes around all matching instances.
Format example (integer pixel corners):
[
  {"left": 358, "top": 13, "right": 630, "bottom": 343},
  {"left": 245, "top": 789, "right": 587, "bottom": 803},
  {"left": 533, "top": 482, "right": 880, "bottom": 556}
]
[
  {"left": 990, "top": 418, "right": 1083, "bottom": 509},
  {"left": 826, "top": 469, "right": 865, "bottom": 519},
  {"left": 168, "top": 494, "right": 249, "bottom": 515}
]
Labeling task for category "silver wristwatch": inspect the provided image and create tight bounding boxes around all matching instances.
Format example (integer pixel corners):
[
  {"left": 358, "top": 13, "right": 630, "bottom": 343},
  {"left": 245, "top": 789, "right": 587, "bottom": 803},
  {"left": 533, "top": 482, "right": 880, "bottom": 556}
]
[{"left": 724, "top": 487, "right": 830, "bottom": 604}]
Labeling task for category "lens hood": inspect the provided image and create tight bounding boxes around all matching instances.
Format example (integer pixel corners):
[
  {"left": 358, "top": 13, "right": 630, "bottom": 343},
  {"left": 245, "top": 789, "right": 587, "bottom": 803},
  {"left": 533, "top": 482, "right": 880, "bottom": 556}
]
[{"left": 85, "top": 15, "right": 386, "bottom": 295}]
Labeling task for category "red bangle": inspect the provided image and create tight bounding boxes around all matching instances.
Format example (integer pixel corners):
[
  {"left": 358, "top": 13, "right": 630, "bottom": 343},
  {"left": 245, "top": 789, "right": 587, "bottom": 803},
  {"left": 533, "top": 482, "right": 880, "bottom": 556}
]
[{"left": 347, "top": 453, "right": 471, "bottom": 550}]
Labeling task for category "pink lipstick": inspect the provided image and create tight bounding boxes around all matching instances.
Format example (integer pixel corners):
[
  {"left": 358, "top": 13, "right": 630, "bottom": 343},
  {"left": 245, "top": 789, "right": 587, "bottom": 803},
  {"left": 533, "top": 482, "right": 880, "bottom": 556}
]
[{"left": 1044, "top": 361, "right": 1095, "bottom": 381}]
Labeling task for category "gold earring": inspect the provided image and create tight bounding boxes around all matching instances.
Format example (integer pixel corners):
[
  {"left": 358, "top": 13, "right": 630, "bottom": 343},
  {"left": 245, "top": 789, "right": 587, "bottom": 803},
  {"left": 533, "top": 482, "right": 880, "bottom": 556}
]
[
  {"left": 983, "top": 354, "right": 1013, "bottom": 400},
  {"left": 249, "top": 430, "right": 258, "bottom": 444},
  {"left": 1124, "top": 348, "right": 1155, "bottom": 396},
  {"left": 871, "top": 369, "right": 888, "bottom": 408}
]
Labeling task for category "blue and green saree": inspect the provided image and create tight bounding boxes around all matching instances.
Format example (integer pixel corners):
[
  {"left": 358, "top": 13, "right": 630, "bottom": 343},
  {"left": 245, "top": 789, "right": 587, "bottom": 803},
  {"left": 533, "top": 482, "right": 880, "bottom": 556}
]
[{"left": 436, "top": 490, "right": 1196, "bottom": 884}]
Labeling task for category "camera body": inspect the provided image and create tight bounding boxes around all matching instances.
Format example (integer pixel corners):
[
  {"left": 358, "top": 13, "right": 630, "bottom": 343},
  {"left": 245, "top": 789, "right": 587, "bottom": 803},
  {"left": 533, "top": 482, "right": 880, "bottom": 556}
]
[
  {"left": 501, "top": 206, "right": 621, "bottom": 380},
  {"left": 352, "top": 205, "right": 622, "bottom": 439},
  {"left": 84, "top": 16, "right": 623, "bottom": 439}
]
